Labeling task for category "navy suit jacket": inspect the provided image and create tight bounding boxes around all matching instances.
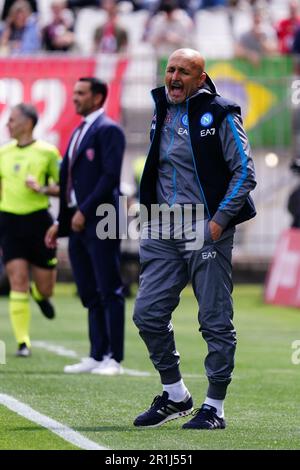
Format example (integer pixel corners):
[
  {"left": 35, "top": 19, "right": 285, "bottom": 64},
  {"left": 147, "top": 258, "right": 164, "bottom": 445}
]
[{"left": 58, "top": 113, "right": 125, "bottom": 237}]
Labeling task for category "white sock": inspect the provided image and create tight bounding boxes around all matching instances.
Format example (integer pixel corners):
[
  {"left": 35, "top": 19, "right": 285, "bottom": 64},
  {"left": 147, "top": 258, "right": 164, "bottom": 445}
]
[
  {"left": 163, "top": 379, "right": 189, "bottom": 402},
  {"left": 204, "top": 397, "right": 224, "bottom": 418}
]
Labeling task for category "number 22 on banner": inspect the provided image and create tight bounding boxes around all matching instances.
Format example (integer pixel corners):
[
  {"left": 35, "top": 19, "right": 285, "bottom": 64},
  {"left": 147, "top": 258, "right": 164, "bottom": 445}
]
[{"left": 0, "top": 78, "right": 66, "bottom": 147}]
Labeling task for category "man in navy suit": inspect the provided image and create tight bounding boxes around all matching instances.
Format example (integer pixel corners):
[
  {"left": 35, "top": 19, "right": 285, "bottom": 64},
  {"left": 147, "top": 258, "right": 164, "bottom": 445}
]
[{"left": 45, "top": 77, "right": 125, "bottom": 375}]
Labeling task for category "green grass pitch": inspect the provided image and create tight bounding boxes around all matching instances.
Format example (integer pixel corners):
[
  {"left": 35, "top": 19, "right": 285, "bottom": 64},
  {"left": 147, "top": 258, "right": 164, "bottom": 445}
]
[{"left": 0, "top": 284, "right": 300, "bottom": 450}]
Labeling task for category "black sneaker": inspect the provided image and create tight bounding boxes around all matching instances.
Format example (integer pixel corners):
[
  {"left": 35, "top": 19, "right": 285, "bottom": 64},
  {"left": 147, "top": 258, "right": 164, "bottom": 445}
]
[
  {"left": 30, "top": 288, "right": 55, "bottom": 319},
  {"left": 134, "top": 392, "right": 193, "bottom": 428},
  {"left": 35, "top": 298, "right": 55, "bottom": 319},
  {"left": 182, "top": 403, "right": 226, "bottom": 430},
  {"left": 16, "top": 343, "right": 31, "bottom": 358}
]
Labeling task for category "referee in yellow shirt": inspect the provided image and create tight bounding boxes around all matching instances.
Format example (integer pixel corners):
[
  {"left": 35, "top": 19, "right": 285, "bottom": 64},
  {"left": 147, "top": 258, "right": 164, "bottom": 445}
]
[{"left": 0, "top": 103, "right": 61, "bottom": 357}]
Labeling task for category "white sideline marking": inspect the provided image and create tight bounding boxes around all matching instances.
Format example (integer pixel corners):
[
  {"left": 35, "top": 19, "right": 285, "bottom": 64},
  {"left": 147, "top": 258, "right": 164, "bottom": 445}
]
[
  {"left": 0, "top": 393, "right": 108, "bottom": 450},
  {"left": 31, "top": 340, "right": 203, "bottom": 378},
  {"left": 32, "top": 341, "right": 78, "bottom": 358},
  {"left": 123, "top": 369, "right": 152, "bottom": 377}
]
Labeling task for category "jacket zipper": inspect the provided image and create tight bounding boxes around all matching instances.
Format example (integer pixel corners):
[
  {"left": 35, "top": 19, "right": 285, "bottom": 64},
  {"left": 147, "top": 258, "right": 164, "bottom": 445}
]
[
  {"left": 186, "top": 100, "right": 211, "bottom": 220},
  {"left": 165, "top": 106, "right": 180, "bottom": 206}
]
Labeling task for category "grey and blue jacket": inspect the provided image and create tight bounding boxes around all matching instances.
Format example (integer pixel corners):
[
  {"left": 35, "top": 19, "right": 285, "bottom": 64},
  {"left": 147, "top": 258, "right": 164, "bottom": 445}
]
[{"left": 139, "top": 75, "right": 257, "bottom": 229}]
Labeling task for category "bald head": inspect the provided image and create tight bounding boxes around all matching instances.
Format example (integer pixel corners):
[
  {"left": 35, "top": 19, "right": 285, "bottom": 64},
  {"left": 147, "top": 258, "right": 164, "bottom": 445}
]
[
  {"left": 165, "top": 49, "right": 206, "bottom": 104},
  {"left": 168, "top": 49, "right": 205, "bottom": 74}
]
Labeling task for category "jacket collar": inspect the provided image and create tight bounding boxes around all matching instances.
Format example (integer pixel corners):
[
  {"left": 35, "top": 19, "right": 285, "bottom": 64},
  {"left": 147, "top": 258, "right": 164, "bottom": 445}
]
[
  {"left": 77, "top": 112, "right": 105, "bottom": 154},
  {"left": 69, "top": 113, "right": 105, "bottom": 167}
]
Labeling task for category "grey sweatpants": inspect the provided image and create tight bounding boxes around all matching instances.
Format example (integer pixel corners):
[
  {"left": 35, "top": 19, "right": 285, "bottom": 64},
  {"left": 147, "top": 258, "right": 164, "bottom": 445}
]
[{"left": 133, "top": 221, "right": 236, "bottom": 400}]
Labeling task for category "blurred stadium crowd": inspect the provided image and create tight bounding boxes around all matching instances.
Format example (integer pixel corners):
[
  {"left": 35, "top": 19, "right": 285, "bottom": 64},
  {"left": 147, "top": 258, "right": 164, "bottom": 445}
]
[{"left": 0, "top": 0, "right": 300, "bottom": 58}]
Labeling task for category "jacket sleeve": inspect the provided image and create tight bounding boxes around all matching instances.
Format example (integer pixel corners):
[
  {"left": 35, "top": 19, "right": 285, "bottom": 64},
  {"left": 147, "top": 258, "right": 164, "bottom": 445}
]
[
  {"left": 212, "top": 112, "right": 257, "bottom": 228},
  {"left": 79, "top": 124, "right": 125, "bottom": 219}
]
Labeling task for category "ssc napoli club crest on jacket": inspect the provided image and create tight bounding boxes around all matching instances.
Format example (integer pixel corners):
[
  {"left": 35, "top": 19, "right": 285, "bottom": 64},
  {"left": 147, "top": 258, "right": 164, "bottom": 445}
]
[
  {"left": 200, "top": 112, "right": 214, "bottom": 127},
  {"left": 86, "top": 148, "right": 95, "bottom": 161}
]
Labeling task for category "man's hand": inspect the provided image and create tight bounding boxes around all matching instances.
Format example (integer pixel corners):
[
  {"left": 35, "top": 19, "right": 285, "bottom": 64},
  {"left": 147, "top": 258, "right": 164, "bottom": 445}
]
[
  {"left": 209, "top": 220, "right": 223, "bottom": 241},
  {"left": 45, "top": 224, "right": 59, "bottom": 248},
  {"left": 25, "top": 175, "right": 41, "bottom": 193},
  {"left": 71, "top": 210, "right": 85, "bottom": 232}
]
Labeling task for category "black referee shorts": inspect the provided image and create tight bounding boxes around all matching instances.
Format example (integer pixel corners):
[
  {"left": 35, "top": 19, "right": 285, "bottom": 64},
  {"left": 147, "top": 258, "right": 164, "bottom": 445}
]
[{"left": 0, "top": 210, "right": 57, "bottom": 270}]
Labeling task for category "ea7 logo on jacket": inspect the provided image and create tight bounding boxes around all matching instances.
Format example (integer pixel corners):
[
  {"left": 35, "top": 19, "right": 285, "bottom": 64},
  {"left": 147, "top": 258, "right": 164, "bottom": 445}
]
[
  {"left": 178, "top": 127, "right": 189, "bottom": 135},
  {"left": 202, "top": 251, "right": 217, "bottom": 259},
  {"left": 200, "top": 128, "right": 216, "bottom": 137}
]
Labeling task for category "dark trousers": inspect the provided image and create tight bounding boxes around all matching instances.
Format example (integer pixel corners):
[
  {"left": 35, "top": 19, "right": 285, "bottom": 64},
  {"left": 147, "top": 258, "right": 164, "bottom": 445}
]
[
  {"left": 133, "top": 223, "right": 236, "bottom": 399},
  {"left": 68, "top": 229, "right": 125, "bottom": 362}
]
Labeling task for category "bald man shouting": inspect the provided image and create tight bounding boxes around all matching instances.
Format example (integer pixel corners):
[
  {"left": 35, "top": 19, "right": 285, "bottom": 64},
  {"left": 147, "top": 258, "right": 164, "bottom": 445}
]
[{"left": 133, "top": 49, "right": 257, "bottom": 430}]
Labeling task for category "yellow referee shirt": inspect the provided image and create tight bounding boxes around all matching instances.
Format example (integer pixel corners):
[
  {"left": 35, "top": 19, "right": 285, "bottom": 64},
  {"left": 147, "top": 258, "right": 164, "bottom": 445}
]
[{"left": 0, "top": 140, "right": 61, "bottom": 215}]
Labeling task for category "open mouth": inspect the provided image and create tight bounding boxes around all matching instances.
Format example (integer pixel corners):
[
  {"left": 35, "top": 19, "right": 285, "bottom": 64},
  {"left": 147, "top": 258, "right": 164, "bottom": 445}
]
[{"left": 169, "top": 83, "right": 184, "bottom": 100}]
